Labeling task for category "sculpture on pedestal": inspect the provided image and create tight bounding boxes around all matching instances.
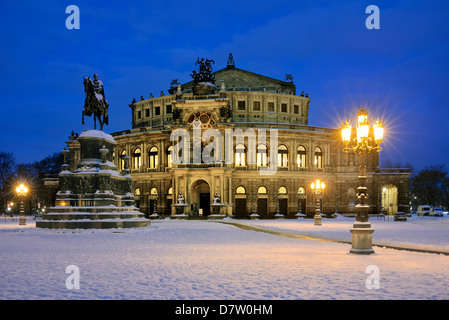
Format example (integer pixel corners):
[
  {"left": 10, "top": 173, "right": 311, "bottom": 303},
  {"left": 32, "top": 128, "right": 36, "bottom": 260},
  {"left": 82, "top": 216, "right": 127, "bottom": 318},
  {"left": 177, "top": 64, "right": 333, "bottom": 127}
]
[{"left": 82, "top": 74, "right": 109, "bottom": 130}]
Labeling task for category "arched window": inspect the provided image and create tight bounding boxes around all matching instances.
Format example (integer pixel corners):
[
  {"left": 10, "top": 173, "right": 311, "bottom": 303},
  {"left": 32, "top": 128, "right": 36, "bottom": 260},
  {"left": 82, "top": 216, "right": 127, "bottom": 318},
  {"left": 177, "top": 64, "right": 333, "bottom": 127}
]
[
  {"left": 150, "top": 187, "right": 158, "bottom": 196},
  {"left": 257, "top": 186, "right": 267, "bottom": 194},
  {"left": 167, "top": 146, "right": 173, "bottom": 168},
  {"left": 297, "top": 145, "right": 306, "bottom": 168},
  {"left": 120, "top": 149, "right": 126, "bottom": 170},
  {"left": 134, "top": 187, "right": 141, "bottom": 196},
  {"left": 257, "top": 145, "right": 268, "bottom": 167},
  {"left": 278, "top": 186, "right": 287, "bottom": 194},
  {"left": 235, "top": 144, "right": 246, "bottom": 166},
  {"left": 167, "top": 187, "right": 173, "bottom": 195},
  {"left": 298, "top": 187, "right": 306, "bottom": 195},
  {"left": 133, "top": 148, "right": 141, "bottom": 169},
  {"left": 236, "top": 186, "right": 246, "bottom": 194},
  {"left": 278, "top": 145, "right": 288, "bottom": 167},
  {"left": 149, "top": 147, "right": 158, "bottom": 169},
  {"left": 314, "top": 147, "right": 323, "bottom": 168}
]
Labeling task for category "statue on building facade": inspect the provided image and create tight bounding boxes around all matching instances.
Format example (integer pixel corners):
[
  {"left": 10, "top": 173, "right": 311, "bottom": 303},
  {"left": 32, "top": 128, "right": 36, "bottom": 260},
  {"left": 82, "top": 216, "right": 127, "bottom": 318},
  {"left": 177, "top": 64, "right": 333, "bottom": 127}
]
[
  {"left": 190, "top": 57, "right": 215, "bottom": 84},
  {"left": 82, "top": 74, "right": 109, "bottom": 130},
  {"left": 227, "top": 53, "right": 235, "bottom": 68},
  {"left": 168, "top": 79, "right": 180, "bottom": 94}
]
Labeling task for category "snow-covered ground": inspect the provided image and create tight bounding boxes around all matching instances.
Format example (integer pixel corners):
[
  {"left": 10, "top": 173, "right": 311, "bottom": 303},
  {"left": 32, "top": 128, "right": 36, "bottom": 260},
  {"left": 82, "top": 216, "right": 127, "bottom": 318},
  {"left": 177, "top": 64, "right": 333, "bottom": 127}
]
[{"left": 0, "top": 215, "right": 448, "bottom": 300}]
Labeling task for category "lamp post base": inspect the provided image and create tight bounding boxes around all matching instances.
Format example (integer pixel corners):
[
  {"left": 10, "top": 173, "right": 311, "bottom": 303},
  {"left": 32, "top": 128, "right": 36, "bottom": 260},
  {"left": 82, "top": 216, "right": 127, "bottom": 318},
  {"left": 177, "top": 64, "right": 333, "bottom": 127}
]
[
  {"left": 314, "top": 214, "right": 322, "bottom": 226},
  {"left": 19, "top": 216, "right": 26, "bottom": 225},
  {"left": 350, "top": 224, "right": 374, "bottom": 254}
]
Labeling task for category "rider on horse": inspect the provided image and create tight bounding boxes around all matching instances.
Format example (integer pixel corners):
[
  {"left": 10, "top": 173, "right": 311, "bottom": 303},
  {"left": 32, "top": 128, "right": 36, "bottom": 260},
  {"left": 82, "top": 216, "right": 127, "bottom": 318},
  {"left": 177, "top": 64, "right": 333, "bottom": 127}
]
[{"left": 82, "top": 74, "right": 109, "bottom": 130}]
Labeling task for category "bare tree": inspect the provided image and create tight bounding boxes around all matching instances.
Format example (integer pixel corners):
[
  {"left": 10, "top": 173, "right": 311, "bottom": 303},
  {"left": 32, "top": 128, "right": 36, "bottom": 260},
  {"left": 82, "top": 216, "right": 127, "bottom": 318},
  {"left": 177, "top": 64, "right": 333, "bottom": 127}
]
[
  {"left": 0, "top": 152, "right": 16, "bottom": 212},
  {"left": 410, "top": 164, "right": 449, "bottom": 208}
]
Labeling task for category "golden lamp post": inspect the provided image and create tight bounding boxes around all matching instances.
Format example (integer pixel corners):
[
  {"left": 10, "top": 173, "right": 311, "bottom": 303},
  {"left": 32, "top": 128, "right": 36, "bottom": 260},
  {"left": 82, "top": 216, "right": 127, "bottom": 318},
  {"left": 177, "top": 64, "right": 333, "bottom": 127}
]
[
  {"left": 341, "top": 107, "right": 384, "bottom": 254},
  {"left": 15, "top": 183, "right": 28, "bottom": 226},
  {"left": 311, "top": 179, "right": 325, "bottom": 226}
]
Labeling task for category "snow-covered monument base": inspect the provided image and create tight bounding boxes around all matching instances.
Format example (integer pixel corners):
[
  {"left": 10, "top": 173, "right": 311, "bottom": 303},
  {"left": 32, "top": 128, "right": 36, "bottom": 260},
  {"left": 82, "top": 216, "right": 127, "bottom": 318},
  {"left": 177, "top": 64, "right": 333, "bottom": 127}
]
[{"left": 36, "top": 130, "right": 150, "bottom": 229}]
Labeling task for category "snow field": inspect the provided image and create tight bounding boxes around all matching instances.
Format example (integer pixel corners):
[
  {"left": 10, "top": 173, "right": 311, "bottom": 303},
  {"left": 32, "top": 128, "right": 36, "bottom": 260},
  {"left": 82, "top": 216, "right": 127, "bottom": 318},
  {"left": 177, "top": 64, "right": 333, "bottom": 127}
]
[{"left": 0, "top": 216, "right": 448, "bottom": 300}]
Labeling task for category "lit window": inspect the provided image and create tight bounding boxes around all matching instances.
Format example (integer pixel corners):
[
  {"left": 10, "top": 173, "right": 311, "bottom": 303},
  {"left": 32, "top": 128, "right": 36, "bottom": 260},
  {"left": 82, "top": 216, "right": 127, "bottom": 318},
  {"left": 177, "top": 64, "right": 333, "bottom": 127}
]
[
  {"left": 257, "top": 186, "right": 267, "bottom": 194},
  {"left": 297, "top": 187, "right": 306, "bottom": 195},
  {"left": 150, "top": 187, "right": 158, "bottom": 196},
  {"left": 167, "top": 146, "right": 173, "bottom": 168},
  {"left": 120, "top": 149, "right": 126, "bottom": 170},
  {"left": 257, "top": 145, "right": 267, "bottom": 167},
  {"left": 236, "top": 186, "right": 246, "bottom": 194},
  {"left": 134, "top": 188, "right": 140, "bottom": 196},
  {"left": 314, "top": 147, "right": 323, "bottom": 168},
  {"left": 297, "top": 145, "right": 306, "bottom": 168},
  {"left": 278, "top": 145, "right": 288, "bottom": 167},
  {"left": 149, "top": 147, "right": 158, "bottom": 169},
  {"left": 133, "top": 148, "right": 141, "bottom": 169},
  {"left": 278, "top": 186, "right": 287, "bottom": 194},
  {"left": 235, "top": 144, "right": 246, "bottom": 166}
]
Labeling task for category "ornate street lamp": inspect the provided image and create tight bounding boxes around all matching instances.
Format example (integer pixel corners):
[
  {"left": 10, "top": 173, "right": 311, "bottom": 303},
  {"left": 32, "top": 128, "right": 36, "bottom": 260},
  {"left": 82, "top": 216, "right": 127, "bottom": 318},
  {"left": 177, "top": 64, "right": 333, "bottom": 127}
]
[
  {"left": 311, "top": 179, "right": 325, "bottom": 225},
  {"left": 341, "top": 106, "right": 384, "bottom": 254},
  {"left": 15, "top": 183, "right": 28, "bottom": 225},
  {"left": 151, "top": 194, "right": 158, "bottom": 217},
  {"left": 296, "top": 193, "right": 306, "bottom": 219},
  {"left": 249, "top": 193, "right": 259, "bottom": 219},
  {"left": 333, "top": 191, "right": 340, "bottom": 218}
]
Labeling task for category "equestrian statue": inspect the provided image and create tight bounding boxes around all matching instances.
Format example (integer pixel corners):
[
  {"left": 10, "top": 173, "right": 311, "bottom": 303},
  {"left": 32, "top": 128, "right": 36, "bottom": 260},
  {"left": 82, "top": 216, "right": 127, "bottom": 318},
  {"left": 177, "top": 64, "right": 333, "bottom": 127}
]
[{"left": 82, "top": 74, "right": 109, "bottom": 130}]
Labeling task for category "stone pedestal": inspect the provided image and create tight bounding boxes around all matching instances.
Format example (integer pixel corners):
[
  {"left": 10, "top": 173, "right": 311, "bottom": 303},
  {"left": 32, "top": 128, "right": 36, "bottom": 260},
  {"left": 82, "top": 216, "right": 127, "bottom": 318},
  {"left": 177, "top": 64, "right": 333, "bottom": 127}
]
[
  {"left": 19, "top": 216, "right": 26, "bottom": 225},
  {"left": 209, "top": 203, "right": 226, "bottom": 219},
  {"left": 314, "top": 214, "right": 322, "bottom": 226},
  {"left": 350, "top": 202, "right": 375, "bottom": 254},
  {"left": 172, "top": 203, "right": 189, "bottom": 219},
  {"left": 36, "top": 130, "right": 150, "bottom": 229},
  {"left": 350, "top": 222, "right": 375, "bottom": 254}
]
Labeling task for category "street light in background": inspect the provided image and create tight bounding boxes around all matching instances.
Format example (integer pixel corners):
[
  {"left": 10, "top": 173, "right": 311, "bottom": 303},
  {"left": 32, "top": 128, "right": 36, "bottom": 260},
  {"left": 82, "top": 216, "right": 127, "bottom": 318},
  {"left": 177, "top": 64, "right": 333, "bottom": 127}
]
[
  {"left": 311, "top": 179, "right": 325, "bottom": 226},
  {"left": 15, "top": 183, "right": 28, "bottom": 226},
  {"left": 6, "top": 202, "right": 14, "bottom": 222},
  {"left": 341, "top": 106, "right": 384, "bottom": 254}
]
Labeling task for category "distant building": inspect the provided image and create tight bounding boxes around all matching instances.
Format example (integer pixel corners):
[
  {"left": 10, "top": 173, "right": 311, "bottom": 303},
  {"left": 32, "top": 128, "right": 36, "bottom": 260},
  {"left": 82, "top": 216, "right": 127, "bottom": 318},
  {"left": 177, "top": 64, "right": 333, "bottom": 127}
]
[{"left": 61, "top": 55, "right": 409, "bottom": 218}]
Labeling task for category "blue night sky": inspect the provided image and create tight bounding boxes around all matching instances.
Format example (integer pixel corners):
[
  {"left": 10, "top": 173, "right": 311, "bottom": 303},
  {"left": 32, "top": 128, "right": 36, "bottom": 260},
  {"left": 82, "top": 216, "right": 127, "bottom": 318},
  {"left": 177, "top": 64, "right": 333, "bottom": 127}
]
[{"left": 1, "top": 0, "right": 448, "bottom": 171}]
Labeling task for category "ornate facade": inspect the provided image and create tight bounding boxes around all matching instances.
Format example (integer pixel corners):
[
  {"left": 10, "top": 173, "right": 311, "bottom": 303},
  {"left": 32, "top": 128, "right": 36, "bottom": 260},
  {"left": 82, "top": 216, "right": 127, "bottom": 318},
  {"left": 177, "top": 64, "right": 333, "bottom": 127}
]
[{"left": 63, "top": 55, "right": 410, "bottom": 218}]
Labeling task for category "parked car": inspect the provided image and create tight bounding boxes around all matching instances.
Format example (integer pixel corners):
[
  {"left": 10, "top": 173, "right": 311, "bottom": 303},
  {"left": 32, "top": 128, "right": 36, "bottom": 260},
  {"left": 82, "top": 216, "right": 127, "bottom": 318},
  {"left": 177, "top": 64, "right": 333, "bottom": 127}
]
[
  {"left": 417, "top": 205, "right": 432, "bottom": 216},
  {"left": 394, "top": 212, "right": 407, "bottom": 221},
  {"left": 433, "top": 207, "right": 444, "bottom": 217}
]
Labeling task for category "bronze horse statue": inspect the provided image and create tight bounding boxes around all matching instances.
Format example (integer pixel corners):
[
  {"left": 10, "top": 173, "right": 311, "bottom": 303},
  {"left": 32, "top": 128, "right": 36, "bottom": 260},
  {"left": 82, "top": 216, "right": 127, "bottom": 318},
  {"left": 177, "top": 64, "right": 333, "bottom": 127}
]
[{"left": 82, "top": 74, "right": 109, "bottom": 130}]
